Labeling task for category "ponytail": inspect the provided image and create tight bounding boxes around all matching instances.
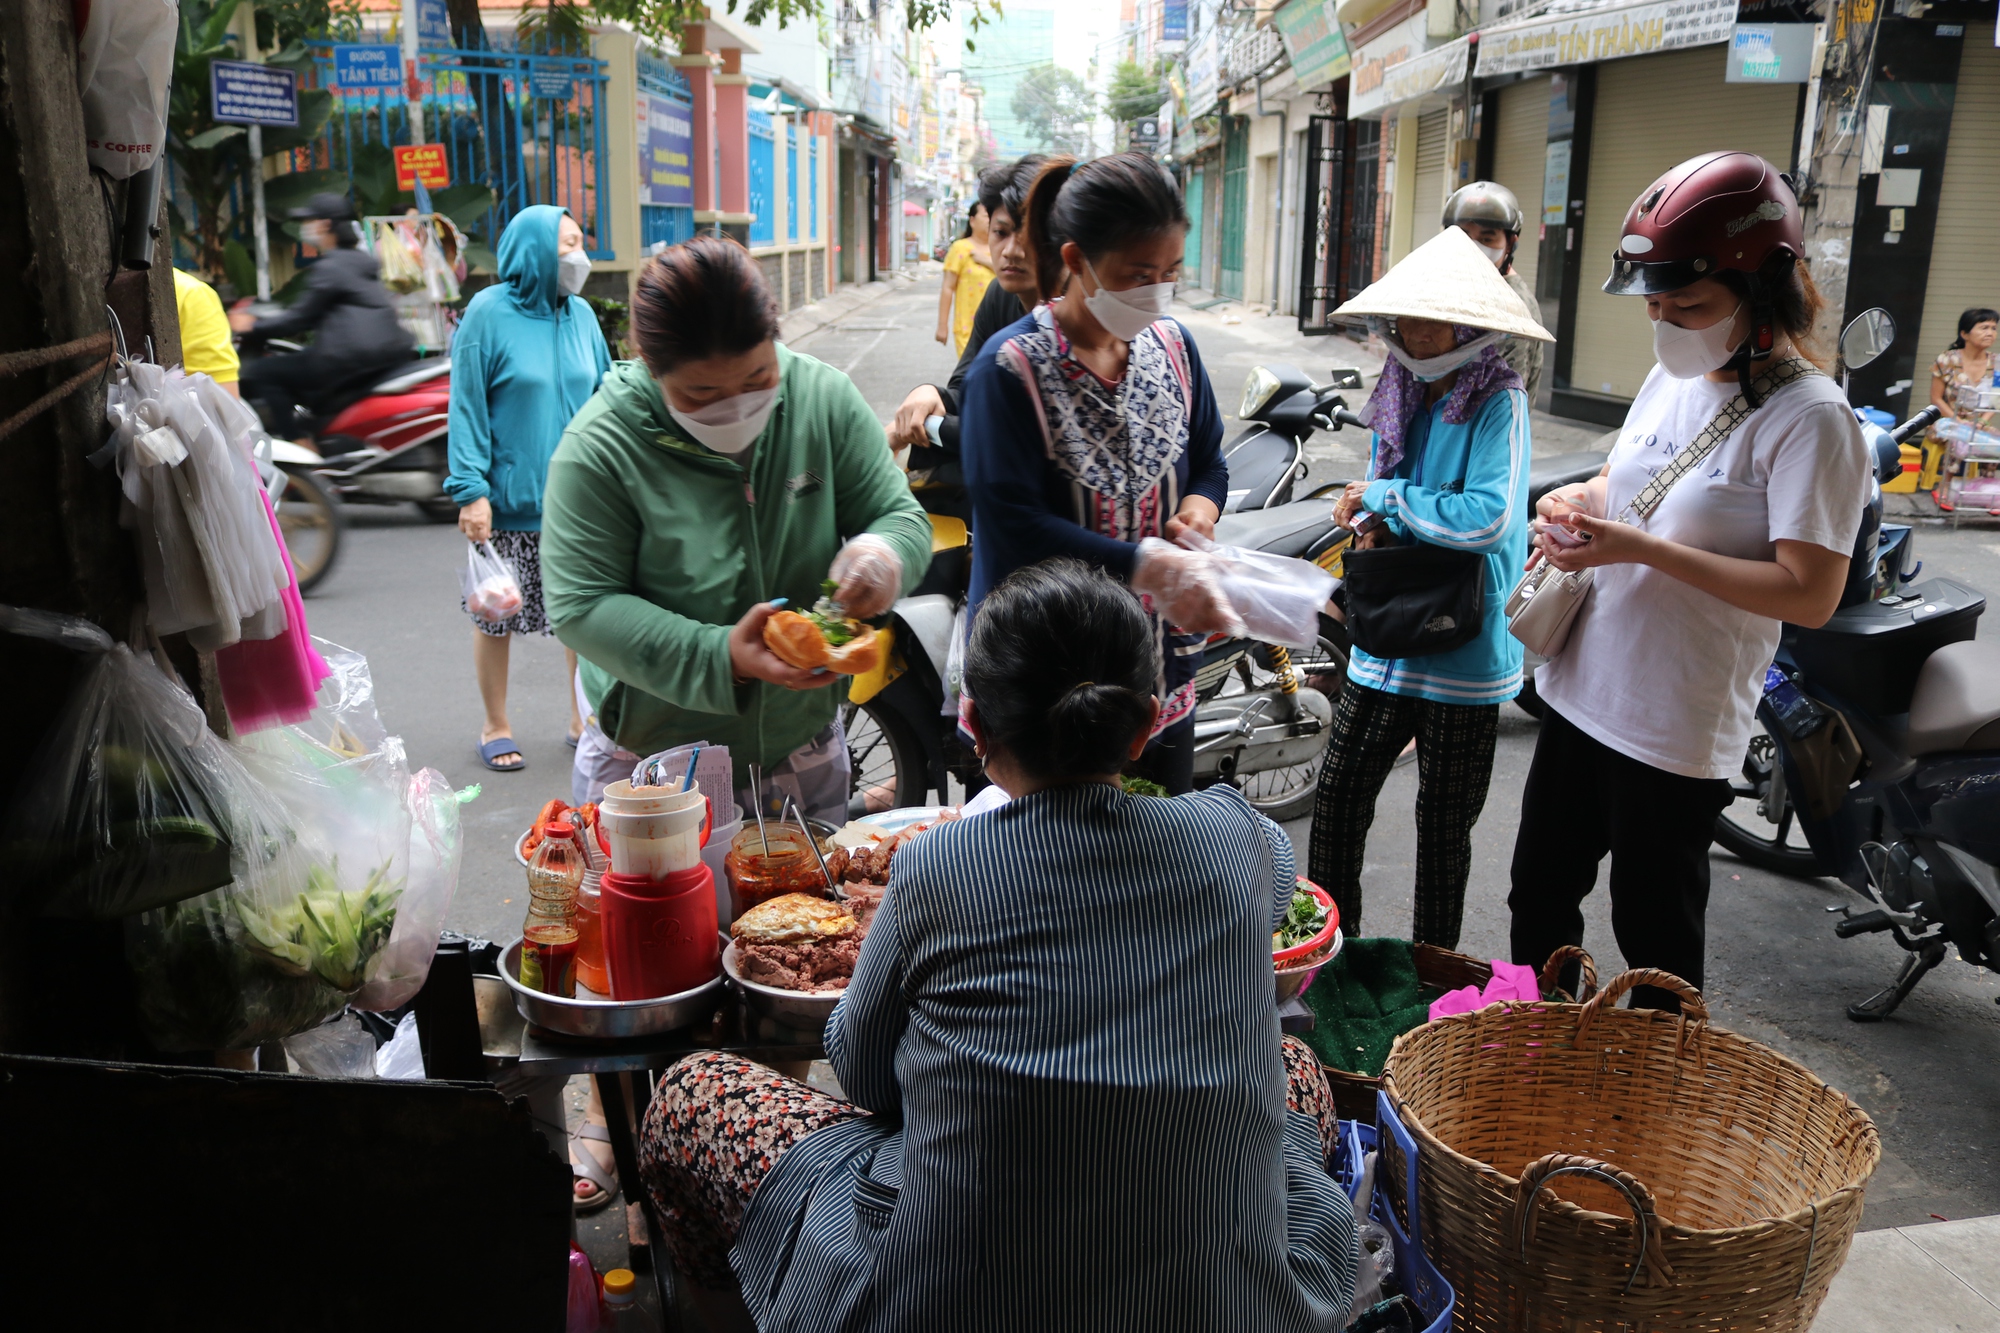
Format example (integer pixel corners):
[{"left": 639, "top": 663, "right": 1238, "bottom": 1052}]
[{"left": 1021, "top": 156, "right": 1078, "bottom": 302}]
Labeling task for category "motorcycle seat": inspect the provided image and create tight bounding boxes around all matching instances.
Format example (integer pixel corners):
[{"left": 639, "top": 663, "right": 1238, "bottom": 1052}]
[
  {"left": 1212, "top": 498, "right": 1335, "bottom": 560},
  {"left": 1526, "top": 452, "right": 1608, "bottom": 509},
  {"left": 1906, "top": 639, "right": 2000, "bottom": 753}
]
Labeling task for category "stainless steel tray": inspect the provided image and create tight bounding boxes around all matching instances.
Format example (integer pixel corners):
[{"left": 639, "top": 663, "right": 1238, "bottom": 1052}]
[{"left": 500, "top": 939, "right": 723, "bottom": 1040}]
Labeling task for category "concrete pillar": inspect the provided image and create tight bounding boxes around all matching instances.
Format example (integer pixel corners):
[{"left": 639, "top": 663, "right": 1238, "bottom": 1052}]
[
  {"left": 712, "top": 46, "right": 752, "bottom": 241},
  {"left": 1387, "top": 111, "right": 1419, "bottom": 265},
  {"left": 670, "top": 23, "right": 717, "bottom": 223},
  {"left": 594, "top": 27, "right": 638, "bottom": 280}
]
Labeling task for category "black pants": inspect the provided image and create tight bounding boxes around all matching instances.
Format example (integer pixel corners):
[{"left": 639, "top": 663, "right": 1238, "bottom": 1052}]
[
  {"left": 1508, "top": 705, "right": 1731, "bottom": 1011},
  {"left": 1307, "top": 681, "right": 1500, "bottom": 949}
]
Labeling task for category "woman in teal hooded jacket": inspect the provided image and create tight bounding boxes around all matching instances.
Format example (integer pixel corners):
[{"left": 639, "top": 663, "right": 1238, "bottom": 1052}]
[{"left": 447, "top": 205, "right": 611, "bottom": 772}]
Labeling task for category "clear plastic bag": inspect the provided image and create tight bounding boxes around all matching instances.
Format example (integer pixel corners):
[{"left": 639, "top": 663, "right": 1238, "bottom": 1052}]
[
  {"left": 283, "top": 1011, "right": 379, "bottom": 1078},
  {"left": 1176, "top": 531, "right": 1336, "bottom": 649},
  {"left": 351, "top": 767, "right": 467, "bottom": 1012},
  {"left": 6, "top": 614, "right": 253, "bottom": 920},
  {"left": 373, "top": 220, "right": 428, "bottom": 294},
  {"left": 75, "top": 0, "right": 177, "bottom": 178},
  {"left": 462, "top": 540, "right": 524, "bottom": 625}
]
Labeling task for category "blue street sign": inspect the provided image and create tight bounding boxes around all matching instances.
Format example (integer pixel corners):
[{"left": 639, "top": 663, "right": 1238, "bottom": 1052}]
[
  {"left": 417, "top": 0, "right": 452, "bottom": 46},
  {"left": 209, "top": 59, "right": 299, "bottom": 126},
  {"left": 530, "top": 65, "right": 576, "bottom": 100},
  {"left": 332, "top": 43, "right": 403, "bottom": 90}
]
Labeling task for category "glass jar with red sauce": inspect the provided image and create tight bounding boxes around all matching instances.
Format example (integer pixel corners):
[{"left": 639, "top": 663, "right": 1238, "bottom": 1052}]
[{"left": 724, "top": 824, "right": 832, "bottom": 921}]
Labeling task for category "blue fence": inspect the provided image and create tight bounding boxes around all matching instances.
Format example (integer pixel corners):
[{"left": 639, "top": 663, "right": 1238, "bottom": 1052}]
[
  {"left": 747, "top": 110, "right": 774, "bottom": 247},
  {"left": 786, "top": 124, "right": 799, "bottom": 243},
  {"left": 302, "top": 43, "right": 614, "bottom": 258},
  {"left": 809, "top": 134, "right": 818, "bottom": 241}
]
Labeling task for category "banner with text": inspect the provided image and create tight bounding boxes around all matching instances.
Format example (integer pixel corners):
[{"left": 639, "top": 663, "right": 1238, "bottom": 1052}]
[
  {"left": 1349, "top": 15, "right": 1467, "bottom": 117},
  {"left": 639, "top": 93, "right": 695, "bottom": 208},
  {"left": 1475, "top": 0, "right": 1737, "bottom": 76},
  {"left": 1274, "top": 0, "right": 1353, "bottom": 90}
]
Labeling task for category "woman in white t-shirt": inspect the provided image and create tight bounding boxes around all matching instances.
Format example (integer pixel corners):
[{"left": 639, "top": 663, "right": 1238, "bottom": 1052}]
[{"left": 1508, "top": 152, "right": 1871, "bottom": 1011}]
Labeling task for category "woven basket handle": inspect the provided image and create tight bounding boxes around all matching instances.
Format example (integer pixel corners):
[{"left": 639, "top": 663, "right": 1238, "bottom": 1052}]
[
  {"left": 1538, "top": 945, "right": 1598, "bottom": 1001},
  {"left": 1575, "top": 968, "right": 1708, "bottom": 1058},
  {"left": 1514, "top": 1153, "right": 1676, "bottom": 1292}
]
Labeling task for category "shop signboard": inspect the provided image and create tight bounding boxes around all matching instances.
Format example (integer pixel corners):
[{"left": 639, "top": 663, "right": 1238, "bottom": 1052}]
[
  {"left": 1128, "top": 116, "right": 1164, "bottom": 151},
  {"left": 331, "top": 43, "right": 402, "bottom": 90},
  {"left": 1475, "top": 0, "right": 1738, "bottom": 76},
  {"left": 416, "top": 0, "right": 451, "bottom": 47},
  {"left": 1274, "top": 0, "right": 1353, "bottom": 90},
  {"left": 393, "top": 143, "right": 450, "bottom": 190},
  {"left": 638, "top": 93, "right": 695, "bottom": 207},
  {"left": 1347, "top": 13, "right": 1455, "bottom": 117},
  {"left": 1723, "top": 22, "right": 1814, "bottom": 80},
  {"left": 1187, "top": 27, "right": 1222, "bottom": 117},
  {"left": 209, "top": 59, "right": 298, "bottom": 125},
  {"left": 1162, "top": 0, "right": 1189, "bottom": 44}
]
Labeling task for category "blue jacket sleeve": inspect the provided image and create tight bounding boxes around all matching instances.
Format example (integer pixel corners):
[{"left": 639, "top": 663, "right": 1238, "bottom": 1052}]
[
  {"left": 444, "top": 301, "right": 494, "bottom": 507},
  {"left": 962, "top": 336, "right": 1143, "bottom": 578},
  {"left": 1177, "top": 321, "right": 1229, "bottom": 510},
  {"left": 1362, "top": 388, "right": 1528, "bottom": 554}
]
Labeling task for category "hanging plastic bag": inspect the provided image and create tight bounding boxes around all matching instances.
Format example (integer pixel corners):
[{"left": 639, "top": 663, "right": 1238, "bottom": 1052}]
[
  {"left": 351, "top": 768, "right": 469, "bottom": 1012},
  {"left": 418, "top": 219, "right": 463, "bottom": 304},
  {"left": 283, "top": 1011, "right": 379, "bottom": 1078},
  {"left": 373, "top": 219, "right": 427, "bottom": 294},
  {"left": 74, "top": 0, "right": 177, "bottom": 179},
  {"left": 1175, "top": 530, "right": 1336, "bottom": 649},
  {"left": 5, "top": 610, "right": 247, "bottom": 921},
  {"left": 462, "top": 540, "right": 524, "bottom": 624}
]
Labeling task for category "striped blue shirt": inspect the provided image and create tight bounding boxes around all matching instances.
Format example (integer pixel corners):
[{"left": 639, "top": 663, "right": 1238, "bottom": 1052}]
[
  {"left": 1352, "top": 387, "right": 1531, "bottom": 706},
  {"left": 732, "top": 783, "right": 1359, "bottom": 1331}
]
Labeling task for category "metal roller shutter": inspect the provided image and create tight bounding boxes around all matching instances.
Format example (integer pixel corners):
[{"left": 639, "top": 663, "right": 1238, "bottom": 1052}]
[
  {"left": 1917, "top": 35, "right": 2000, "bottom": 369},
  {"left": 1411, "top": 109, "right": 1449, "bottom": 249},
  {"left": 1570, "top": 45, "right": 1797, "bottom": 402},
  {"left": 1490, "top": 76, "right": 1550, "bottom": 295}
]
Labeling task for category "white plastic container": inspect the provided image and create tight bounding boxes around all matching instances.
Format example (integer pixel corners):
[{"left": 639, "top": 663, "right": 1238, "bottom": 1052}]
[
  {"left": 700, "top": 801, "right": 744, "bottom": 923},
  {"left": 598, "top": 779, "right": 708, "bottom": 877}
]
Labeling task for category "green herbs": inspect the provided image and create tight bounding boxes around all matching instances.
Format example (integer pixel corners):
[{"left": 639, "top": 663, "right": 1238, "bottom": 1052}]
[
  {"left": 1276, "top": 887, "right": 1330, "bottom": 951},
  {"left": 1120, "top": 775, "right": 1170, "bottom": 798},
  {"left": 235, "top": 857, "right": 404, "bottom": 992},
  {"left": 808, "top": 579, "right": 858, "bottom": 645}
]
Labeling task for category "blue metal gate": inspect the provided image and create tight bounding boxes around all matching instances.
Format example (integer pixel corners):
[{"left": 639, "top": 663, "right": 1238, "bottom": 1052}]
[
  {"left": 786, "top": 123, "right": 799, "bottom": 243},
  {"left": 301, "top": 42, "right": 614, "bottom": 258},
  {"left": 747, "top": 110, "right": 774, "bottom": 246}
]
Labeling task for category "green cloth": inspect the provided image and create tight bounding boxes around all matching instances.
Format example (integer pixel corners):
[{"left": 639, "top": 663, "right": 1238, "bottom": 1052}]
[
  {"left": 540, "top": 351, "right": 934, "bottom": 776},
  {"left": 1301, "top": 937, "right": 1437, "bottom": 1077}
]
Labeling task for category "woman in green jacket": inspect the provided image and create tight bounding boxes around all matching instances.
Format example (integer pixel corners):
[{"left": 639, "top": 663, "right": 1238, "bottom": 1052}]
[{"left": 541, "top": 237, "right": 932, "bottom": 823}]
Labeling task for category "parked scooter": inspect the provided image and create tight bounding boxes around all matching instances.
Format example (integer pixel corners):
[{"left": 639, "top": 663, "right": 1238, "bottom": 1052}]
[{"left": 1710, "top": 310, "right": 1995, "bottom": 1021}]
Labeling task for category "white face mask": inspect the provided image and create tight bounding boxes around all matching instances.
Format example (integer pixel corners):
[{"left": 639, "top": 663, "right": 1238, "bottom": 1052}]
[
  {"left": 557, "top": 248, "right": 591, "bottom": 296},
  {"left": 1080, "top": 259, "right": 1175, "bottom": 342},
  {"left": 1652, "top": 303, "right": 1745, "bottom": 379},
  {"left": 665, "top": 384, "right": 778, "bottom": 456},
  {"left": 1474, "top": 241, "right": 1508, "bottom": 269},
  {"left": 1385, "top": 329, "right": 1504, "bottom": 382}
]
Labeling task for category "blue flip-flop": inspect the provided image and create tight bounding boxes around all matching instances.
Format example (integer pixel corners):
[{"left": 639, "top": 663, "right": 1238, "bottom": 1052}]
[{"left": 478, "top": 737, "right": 526, "bottom": 772}]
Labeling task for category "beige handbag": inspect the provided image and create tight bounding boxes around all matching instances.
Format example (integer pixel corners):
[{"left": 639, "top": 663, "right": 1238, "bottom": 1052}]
[{"left": 1505, "top": 356, "right": 1818, "bottom": 659}]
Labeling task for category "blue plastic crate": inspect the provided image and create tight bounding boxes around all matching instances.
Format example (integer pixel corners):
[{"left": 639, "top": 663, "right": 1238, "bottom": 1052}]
[{"left": 1328, "top": 1092, "right": 1455, "bottom": 1333}]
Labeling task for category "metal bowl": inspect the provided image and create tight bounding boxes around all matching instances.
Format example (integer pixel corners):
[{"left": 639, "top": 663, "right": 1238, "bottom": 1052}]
[
  {"left": 500, "top": 939, "right": 724, "bottom": 1040},
  {"left": 721, "top": 938, "right": 842, "bottom": 1032},
  {"left": 1275, "top": 926, "right": 1344, "bottom": 1005}
]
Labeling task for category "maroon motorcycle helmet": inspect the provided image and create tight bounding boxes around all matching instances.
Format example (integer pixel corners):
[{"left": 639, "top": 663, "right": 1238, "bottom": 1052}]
[{"left": 1605, "top": 151, "right": 1805, "bottom": 402}]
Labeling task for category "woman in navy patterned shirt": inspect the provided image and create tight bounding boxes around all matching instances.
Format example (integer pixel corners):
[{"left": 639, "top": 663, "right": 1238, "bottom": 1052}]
[
  {"left": 638, "top": 560, "right": 1359, "bottom": 1331},
  {"left": 959, "top": 154, "right": 1237, "bottom": 794}
]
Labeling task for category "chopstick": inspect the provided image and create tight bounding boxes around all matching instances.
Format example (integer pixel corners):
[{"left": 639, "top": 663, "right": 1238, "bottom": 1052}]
[
  {"left": 749, "top": 762, "right": 769, "bottom": 854},
  {"left": 785, "top": 796, "right": 845, "bottom": 901}
]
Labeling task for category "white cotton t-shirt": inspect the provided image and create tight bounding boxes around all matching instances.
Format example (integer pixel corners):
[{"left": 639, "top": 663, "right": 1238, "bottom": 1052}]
[{"left": 1534, "top": 364, "right": 1871, "bottom": 780}]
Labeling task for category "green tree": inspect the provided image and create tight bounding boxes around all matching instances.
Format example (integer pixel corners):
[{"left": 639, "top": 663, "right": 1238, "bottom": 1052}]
[
  {"left": 1012, "top": 63, "right": 1096, "bottom": 155},
  {"left": 1106, "top": 59, "right": 1163, "bottom": 124}
]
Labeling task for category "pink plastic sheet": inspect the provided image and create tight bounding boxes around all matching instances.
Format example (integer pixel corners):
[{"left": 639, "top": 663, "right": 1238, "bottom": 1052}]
[
  {"left": 213, "top": 489, "right": 331, "bottom": 732},
  {"left": 1428, "top": 959, "right": 1541, "bottom": 1022}
]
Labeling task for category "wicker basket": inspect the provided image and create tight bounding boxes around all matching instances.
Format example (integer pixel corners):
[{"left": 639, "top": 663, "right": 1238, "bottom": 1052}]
[
  {"left": 1381, "top": 968, "right": 1880, "bottom": 1332},
  {"left": 1320, "top": 944, "right": 1599, "bottom": 1121}
]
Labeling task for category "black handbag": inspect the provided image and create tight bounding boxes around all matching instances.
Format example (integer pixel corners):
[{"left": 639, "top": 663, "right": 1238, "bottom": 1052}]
[{"left": 1336, "top": 540, "right": 1485, "bottom": 659}]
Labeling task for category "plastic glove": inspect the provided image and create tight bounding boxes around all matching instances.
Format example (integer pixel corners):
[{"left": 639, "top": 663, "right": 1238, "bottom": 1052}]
[
  {"left": 830, "top": 533, "right": 903, "bottom": 619},
  {"left": 1130, "top": 537, "right": 1248, "bottom": 638}
]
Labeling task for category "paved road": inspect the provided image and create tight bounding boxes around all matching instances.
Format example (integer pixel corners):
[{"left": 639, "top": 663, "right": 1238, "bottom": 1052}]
[{"left": 305, "top": 280, "right": 2000, "bottom": 1230}]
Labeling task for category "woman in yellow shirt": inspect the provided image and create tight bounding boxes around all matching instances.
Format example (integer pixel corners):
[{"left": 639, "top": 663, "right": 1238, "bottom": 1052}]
[
  {"left": 174, "top": 268, "right": 241, "bottom": 393},
  {"left": 935, "top": 202, "right": 994, "bottom": 355}
]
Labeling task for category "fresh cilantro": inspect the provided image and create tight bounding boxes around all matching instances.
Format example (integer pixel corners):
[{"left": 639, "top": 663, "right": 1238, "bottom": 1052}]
[
  {"left": 1275, "top": 888, "right": 1329, "bottom": 950},
  {"left": 809, "top": 580, "right": 856, "bottom": 645}
]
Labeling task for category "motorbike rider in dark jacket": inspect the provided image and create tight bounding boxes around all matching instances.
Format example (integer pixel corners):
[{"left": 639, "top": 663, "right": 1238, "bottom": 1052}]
[{"left": 231, "top": 192, "right": 415, "bottom": 433}]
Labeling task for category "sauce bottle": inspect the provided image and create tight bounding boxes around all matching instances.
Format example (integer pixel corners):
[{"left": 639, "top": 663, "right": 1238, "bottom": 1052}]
[{"left": 520, "top": 820, "right": 583, "bottom": 997}]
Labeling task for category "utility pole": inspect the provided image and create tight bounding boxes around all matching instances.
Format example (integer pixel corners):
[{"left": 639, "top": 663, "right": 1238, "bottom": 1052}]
[{"left": 232, "top": 2, "right": 273, "bottom": 299}]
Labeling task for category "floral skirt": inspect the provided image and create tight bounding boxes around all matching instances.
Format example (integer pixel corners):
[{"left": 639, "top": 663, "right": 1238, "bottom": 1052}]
[{"left": 637, "top": 1037, "right": 1340, "bottom": 1289}]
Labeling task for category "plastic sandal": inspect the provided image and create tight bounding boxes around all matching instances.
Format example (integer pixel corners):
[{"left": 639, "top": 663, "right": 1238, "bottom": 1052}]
[
  {"left": 478, "top": 737, "right": 525, "bottom": 772},
  {"left": 571, "top": 1121, "right": 619, "bottom": 1214}
]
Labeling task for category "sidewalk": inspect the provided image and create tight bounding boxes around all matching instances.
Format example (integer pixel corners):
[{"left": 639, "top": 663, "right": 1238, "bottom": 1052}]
[
  {"left": 1812, "top": 1215, "right": 2000, "bottom": 1330},
  {"left": 779, "top": 269, "right": 923, "bottom": 345}
]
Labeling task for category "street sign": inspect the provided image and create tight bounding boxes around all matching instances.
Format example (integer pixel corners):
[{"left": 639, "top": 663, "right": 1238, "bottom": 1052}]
[
  {"left": 209, "top": 59, "right": 298, "bottom": 126},
  {"left": 332, "top": 43, "right": 403, "bottom": 90},
  {"left": 530, "top": 65, "right": 575, "bottom": 100},
  {"left": 393, "top": 144, "right": 451, "bottom": 190},
  {"left": 416, "top": 0, "right": 452, "bottom": 46},
  {"left": 1127, "top": 117, "right": 1162, "bottom": 151}
]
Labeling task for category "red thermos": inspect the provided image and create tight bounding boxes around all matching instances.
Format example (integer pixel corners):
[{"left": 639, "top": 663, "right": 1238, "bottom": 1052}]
[{"left": 599, "top": 865, "right": 721, "bottom": 1000}]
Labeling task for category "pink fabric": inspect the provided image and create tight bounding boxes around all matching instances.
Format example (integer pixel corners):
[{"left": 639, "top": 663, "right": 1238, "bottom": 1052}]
[
  {"left": 214, "top": 489, "right": 332, "bottom": 732},
  {"left": 1428, "top": 959, "right": 1541, "bottom": 1021}
]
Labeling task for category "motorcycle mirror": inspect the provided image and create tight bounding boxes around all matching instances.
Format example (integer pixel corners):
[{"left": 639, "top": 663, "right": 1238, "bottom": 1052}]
[
  {"left": 1839, "top": 308, "right": 1896, "bottom": 371},
  {"left": 1323, "top": 367, "right": 1365, "bottom": 391}
]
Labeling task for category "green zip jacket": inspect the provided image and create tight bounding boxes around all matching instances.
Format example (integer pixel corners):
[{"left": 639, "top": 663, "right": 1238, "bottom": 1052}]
[{"left": 540, "top": 350, "right": 931, "bottom": 776}]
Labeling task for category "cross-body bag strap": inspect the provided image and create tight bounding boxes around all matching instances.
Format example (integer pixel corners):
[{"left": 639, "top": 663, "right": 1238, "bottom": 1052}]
[{"left": 1618, "top": 355, "right": 1819, "bottom": 524}]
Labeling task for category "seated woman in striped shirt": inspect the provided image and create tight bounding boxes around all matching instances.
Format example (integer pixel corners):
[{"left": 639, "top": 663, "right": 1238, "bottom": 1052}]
[{"left": 638, "top": 558, "right": 1360, "bottom": 1332}]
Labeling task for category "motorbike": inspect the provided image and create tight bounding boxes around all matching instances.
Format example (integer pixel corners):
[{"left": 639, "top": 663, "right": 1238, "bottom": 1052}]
[
  {"left": 1710, "top": 309, "right": 1997, "bottom": 1021},
  {"left": 845, "top": 362, "right": 1606, "bottom": 821}
]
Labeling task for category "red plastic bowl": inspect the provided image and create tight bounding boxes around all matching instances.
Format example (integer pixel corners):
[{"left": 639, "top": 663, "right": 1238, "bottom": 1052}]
[{"left": 1273, "top": 880, "right": 1340, "bottom": 967}]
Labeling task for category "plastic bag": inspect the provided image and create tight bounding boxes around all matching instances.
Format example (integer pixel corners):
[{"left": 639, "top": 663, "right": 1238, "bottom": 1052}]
[
  {"left": 417, "top": 220, "right": 463, "bottom": 303},
  {"left": 75, "top": 0, "right": 177, "bottom": 178},
  {"left": 283, "top": 1011, "right": 379, "bottom": 1078},
  {"left": 375, "top": 1011, "right": 428, "bottom": 1079},
  {"left": 568, "top": 1245, "right": 607, "bottom": 1332},
  {"left": 373, "top": 219, "right": 428, "bottom": 294},
  {"left": 351, "top": 768, "right": 468, "bottom": 1012},
  {"left": 462, "top": 541, "right": 524, "bottom": 624},
  {"left": 5, "top": 615, "right": 252, "bottom": 920},
  {"left": 1177, "top": 530, "right": 1336, "bottom": 649}
]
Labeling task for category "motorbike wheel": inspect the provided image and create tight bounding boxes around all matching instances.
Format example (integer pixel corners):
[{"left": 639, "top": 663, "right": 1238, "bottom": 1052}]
[
  {"left": 843, "top": 698, "right": 926, "bottom": 817},
  {"left": 275, "top": 466, "right": 344, "bottom": 594},
  {"left": 1712, "top": 721, "right": 1829, "bottom": 877},
  {"left": 1234, "top": 618, "right": 1349, "bottom": 823}
]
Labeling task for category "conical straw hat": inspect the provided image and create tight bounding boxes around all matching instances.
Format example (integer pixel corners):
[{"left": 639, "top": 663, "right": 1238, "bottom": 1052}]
[{"left": 1334, "top": 226, "right": 1555, "bottom": 341}]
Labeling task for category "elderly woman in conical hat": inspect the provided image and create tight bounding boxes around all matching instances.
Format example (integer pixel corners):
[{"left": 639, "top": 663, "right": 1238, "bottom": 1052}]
[{"left": 1308, "top": 226, "right": 1554, "bottom": 951}]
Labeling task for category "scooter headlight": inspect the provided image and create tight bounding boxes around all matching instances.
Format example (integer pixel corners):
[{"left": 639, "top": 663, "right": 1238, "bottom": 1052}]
[{"left": 1239, "top": 366, "right": 1283, "bottom": 420}]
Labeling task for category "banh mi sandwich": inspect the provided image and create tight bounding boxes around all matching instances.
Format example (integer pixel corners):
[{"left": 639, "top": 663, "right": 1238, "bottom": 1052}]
[{"left": 763, "top": 581, "right": 882, "bottom": 675}]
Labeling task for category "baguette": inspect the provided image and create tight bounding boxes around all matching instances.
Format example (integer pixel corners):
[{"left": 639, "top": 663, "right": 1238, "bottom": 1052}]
[{"left": 763, "top": 610, "right": 883, "bottom": 676}]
